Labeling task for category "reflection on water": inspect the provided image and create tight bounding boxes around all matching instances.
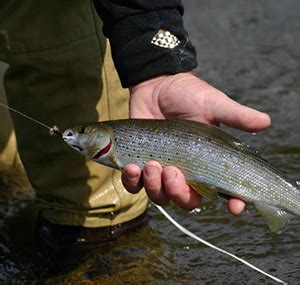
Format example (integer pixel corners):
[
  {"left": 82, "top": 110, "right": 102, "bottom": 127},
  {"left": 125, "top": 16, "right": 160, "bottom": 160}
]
[{"left": 0, "top": 0, "right": 299, "bottom": 284}]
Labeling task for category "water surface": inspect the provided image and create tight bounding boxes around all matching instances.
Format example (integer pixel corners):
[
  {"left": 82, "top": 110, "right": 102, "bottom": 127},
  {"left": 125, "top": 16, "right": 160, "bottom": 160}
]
[{"left": 0, "top": 0, "right": 299, "bottom": 284}]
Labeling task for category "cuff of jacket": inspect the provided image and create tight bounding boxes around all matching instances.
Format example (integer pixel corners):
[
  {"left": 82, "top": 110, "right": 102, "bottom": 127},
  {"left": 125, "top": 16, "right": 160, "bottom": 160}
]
[{"left": 108, "top": 9, "right": 198, "bottom": 88}]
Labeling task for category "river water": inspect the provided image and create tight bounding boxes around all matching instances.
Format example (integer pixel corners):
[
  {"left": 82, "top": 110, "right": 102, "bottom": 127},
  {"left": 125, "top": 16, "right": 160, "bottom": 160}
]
[{"left": 0, "top": 0, "right": 299, "bottom": 284}]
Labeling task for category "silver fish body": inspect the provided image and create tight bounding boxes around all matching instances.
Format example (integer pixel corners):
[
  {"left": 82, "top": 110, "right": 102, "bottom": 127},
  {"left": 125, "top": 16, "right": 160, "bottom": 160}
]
[{"left": 63, "top": 119, "right": 300, "bottom": 232}]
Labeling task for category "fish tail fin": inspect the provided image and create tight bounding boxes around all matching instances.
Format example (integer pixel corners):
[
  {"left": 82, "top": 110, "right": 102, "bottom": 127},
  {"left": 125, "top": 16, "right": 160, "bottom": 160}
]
[{"left": 254, "top": 202, "right": 295, "bottom": 233}]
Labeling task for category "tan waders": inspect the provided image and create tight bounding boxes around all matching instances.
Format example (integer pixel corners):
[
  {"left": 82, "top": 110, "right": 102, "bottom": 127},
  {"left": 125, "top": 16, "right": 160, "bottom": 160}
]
[{"left": 0, "top": 1, "right": 148, "bottom": 231}]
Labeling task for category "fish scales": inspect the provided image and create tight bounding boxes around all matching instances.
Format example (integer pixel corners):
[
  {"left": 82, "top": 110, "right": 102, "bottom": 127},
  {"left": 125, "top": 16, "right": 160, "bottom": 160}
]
[
  {"left": 109, "top": 120, "right": 298, "bottom": 211},
  {"left": 63, "top": 119, "right": 300, "bottom": 232}
]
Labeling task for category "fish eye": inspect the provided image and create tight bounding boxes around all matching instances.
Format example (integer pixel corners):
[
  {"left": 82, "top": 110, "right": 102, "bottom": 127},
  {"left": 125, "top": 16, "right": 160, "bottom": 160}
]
[{"left": 79, "top": 126, "right": 86, "bottom": 134}]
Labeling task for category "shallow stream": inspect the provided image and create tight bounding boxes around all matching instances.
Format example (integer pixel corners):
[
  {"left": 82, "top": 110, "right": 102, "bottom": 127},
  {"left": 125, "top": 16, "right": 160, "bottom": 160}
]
[{"left": 0, "top": 0, "right": 299, "bottom": 284}]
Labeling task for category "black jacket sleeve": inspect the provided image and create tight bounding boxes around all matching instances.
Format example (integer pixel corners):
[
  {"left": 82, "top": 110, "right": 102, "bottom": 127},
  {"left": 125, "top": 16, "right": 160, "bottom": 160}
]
[{"left": 93, "top": 0, "right": 197, "bottom": 88}]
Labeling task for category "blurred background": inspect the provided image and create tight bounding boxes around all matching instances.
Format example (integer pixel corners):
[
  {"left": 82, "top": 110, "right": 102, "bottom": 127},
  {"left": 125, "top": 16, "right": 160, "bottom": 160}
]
[{"left": 0, "top": 0, "right": 299, "bottom": 283}]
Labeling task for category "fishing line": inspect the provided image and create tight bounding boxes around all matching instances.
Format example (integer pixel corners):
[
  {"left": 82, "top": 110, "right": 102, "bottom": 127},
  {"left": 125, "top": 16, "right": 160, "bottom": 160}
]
[
  {"left": 154, "top": 204, "right": 288, "bottom": 285},
  {"left": 0, "top": 102, "right": 289, "bottom": 284},
  {"left": 0, "top": 102, "right": 62, "bottom": 137}
]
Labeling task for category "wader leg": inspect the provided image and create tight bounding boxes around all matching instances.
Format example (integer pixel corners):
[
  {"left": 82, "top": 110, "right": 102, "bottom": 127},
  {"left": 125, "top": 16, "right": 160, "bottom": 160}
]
[
  {"left": 0, "top": 62, "right": 19, "bottom": 168},
  {"left": 0, "top": 1, "right": 147, "bottom": 228}
]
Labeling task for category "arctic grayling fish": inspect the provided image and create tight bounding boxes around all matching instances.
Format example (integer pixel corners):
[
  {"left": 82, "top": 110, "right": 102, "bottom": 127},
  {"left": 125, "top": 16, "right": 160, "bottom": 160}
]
[
  {"left": 63, "top": 119, "right": 300, "bottom": 232},
  {"left": 0, "top": 102, "right": 288, "bottom": 283}
]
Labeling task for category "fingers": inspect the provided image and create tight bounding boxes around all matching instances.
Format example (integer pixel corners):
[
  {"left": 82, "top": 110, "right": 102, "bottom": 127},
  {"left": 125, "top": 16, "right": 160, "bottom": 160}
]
[
  {"left": 122, "top": 162, "right": 246, "bottom": 215},
  {"left": 143, "top": 161, "right": 170, "bottom": 205},
  {"left": 162, "top": 167, "right": 201, "bottom": 210},
  {"left": 121, "top": 164, "right": 143, "bottom": 193},
  {"left": 143, "top": 162, "right": 201, "bottom": 209},
  {"left": 209, "top": 93, "right": 271, "bottom": 132},
  {"left": 122, "top": 161, "right": 201, "bottom": 209},
  {"left": 228, "top": 197, "right": 246, "bottom": 216}
]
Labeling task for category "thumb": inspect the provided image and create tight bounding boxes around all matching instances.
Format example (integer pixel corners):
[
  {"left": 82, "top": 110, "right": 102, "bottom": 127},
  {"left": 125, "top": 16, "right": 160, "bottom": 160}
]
[{"left": 212, "top": 94, "right": 271, "bottom": 132}]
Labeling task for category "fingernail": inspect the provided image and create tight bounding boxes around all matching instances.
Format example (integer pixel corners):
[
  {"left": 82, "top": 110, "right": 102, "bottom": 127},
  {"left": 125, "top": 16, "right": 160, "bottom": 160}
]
[
  {"left": 145, "top": 165, "right": 160, "bottom": 178},
  {"left": 164, "top": 169, "right": 177, "bottom": 182},
  {"left": 123, "top": 169, "right": 139, "bottom": 180}
]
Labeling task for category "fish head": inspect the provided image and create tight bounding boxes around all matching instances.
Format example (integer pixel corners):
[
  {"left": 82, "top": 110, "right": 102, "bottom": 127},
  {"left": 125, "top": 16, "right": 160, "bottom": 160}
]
[{"left": 63, "top": 123, "right": 114, "bottom": 162}]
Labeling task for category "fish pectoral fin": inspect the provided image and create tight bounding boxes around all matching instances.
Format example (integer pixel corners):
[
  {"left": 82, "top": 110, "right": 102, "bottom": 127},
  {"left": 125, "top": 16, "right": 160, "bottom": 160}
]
[
  {"left": 254, "top": 202, "right": 294, "bottom": 233},
  {"left": 187, "top": 180, "right": 218, "bottom": 200}
]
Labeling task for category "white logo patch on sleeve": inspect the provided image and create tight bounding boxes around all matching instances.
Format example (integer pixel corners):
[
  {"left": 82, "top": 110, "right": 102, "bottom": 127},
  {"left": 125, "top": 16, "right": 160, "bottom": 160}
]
[{"left": 151, "top": 30, "right": 180, "bottom": 49}]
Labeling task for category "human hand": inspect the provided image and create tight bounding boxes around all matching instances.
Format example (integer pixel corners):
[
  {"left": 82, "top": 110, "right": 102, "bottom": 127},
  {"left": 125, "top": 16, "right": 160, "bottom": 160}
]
[{"left": 122, "top": 72, "right": 271, "bottom": 214}]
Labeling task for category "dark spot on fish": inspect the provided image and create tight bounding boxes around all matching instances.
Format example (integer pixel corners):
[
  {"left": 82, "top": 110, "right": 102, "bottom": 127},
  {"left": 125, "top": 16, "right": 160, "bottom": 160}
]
[
  {"left": 241, "top": 180, "right": 252, "bottom": 188},
  {"left": 223, "top": 163, "right": 230, "bottom": 172}
]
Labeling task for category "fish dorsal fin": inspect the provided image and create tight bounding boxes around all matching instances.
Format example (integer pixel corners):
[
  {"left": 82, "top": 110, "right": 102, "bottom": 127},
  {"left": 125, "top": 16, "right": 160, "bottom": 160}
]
[
  {"left": 254, "top": 202, "right": 294, "bottom": 233},
  {"left": 187, "top": 180, "right": 218, "bottom": 200},
  {"left": 232, "top": 141, "right": 272, "bottom": 164}
]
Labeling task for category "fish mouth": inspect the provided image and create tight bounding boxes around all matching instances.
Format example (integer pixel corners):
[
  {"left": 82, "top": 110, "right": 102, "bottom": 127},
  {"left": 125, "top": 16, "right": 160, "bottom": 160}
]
[
  {"left": 70, "top": 144, "right": 83, "bottom": 152},
  {"left": 62, "top": 134, "right": 83, "bottom": 152}
]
